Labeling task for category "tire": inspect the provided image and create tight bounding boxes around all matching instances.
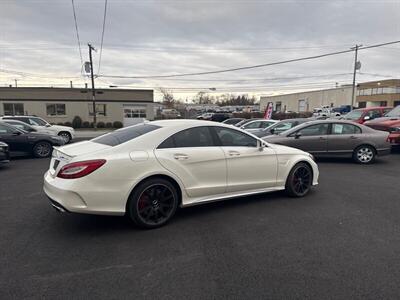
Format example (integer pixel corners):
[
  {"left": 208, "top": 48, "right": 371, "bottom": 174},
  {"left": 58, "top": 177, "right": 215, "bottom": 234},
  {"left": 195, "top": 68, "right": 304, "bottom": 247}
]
[
  {"left": 58, "top": 132, "right": 71, "bottom": 143},
  {"left": 127, "top": 178, "right": 179, "bottom": 229},
  {"left": 353, "top": 145, "right": 376, "bottom": 164},
  {"left": 285, "top": 162, "right": 313, "bottom": 197},
  {"left": 33, "top": 141, "right": 53, "bottom": 158}
]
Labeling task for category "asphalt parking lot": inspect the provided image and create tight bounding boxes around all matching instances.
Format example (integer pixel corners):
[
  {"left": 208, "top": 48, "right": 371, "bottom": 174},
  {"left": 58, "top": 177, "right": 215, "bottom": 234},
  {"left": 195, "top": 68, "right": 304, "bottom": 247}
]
[{"left": 1, "top": 152, "right": 400, "bottom": 299}]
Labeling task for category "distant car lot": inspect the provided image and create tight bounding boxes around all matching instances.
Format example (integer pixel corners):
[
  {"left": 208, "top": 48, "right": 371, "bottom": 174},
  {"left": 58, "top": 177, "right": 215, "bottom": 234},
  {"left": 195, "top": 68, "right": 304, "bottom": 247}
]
[{"left": 1, "top": 152, "right": 400, "bottom": 298}]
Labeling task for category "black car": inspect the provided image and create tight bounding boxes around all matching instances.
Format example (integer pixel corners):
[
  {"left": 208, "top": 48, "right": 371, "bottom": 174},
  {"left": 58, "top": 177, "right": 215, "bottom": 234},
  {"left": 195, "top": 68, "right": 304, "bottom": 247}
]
[
  {"left": 252, "top": 118, "right": 309, "bottom": 138},
  {"left": 0, "top": 141, "right": 10, "bottom": 164},
  {"left": 0, "top": 122, "right": 65, "bottom": 158},
  {"left": 211, "top": 113, "right": 231, "bottom": 122}
]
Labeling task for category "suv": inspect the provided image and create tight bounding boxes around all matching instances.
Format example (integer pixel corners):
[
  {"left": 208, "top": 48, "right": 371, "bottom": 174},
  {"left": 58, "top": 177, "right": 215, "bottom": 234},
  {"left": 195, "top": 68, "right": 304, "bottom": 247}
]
[
  {"left": 0, "top": 116, "right": 75, "bottom": 143},
  {"left": 364, "top": 105, "right": 400, "bottom": 145},
  {"left": 342, "top": 107, "right": 392, "bottom": 124}
]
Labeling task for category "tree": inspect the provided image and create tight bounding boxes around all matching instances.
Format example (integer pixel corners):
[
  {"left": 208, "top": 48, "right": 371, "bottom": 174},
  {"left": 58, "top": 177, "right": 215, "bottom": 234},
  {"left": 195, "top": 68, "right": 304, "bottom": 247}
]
[{"left": 159, "top": 88, "right": 175, "bottom": 108}]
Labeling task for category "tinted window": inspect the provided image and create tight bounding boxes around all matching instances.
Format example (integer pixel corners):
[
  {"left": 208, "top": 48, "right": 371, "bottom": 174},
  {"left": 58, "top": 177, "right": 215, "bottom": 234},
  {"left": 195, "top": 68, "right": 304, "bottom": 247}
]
[
  {"left": 260, "top": 121, "right": 275, "bottom": 128},
  {"left": 243, "top": 121, "right": 261, "bottom": 129},
  {"left": 332, "top": 124, "right": 361, "bottom": 135},
  {"left": 344, "top": 110, "right": 363, "bottom": 120},
  {"left": 214, "top": 127, "right": 257, "bottom": 147},
  {"left": 93, "top": 124, "right": 160, "bottom": 146},
  {"left": 29, "top": 118, "right": 47, "bottom": 126},
  {"left": 0, "top": 124, "right": 19, "bottom": 134},
  {"left": 296, "top": 124, "right": 329, "bottom": 136},
  {"left": 366, "top": 110, "right": 381, "bottom": 119},
  {"left": 158, "top": 126, "right": 214, "bottom": 148}
]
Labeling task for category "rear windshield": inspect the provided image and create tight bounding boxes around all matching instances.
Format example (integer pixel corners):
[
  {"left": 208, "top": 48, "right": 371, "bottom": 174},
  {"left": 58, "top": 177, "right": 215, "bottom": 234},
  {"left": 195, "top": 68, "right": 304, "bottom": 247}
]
[
  {"left": 92, "top": 124, "right": 161, "bottom": 146},
  {"left": 344, "top": 110, "right": 363, "bottom": 120}
]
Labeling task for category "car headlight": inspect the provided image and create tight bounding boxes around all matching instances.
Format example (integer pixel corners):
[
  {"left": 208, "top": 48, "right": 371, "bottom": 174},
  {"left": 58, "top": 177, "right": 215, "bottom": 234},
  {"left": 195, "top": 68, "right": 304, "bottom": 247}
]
[{"left": 389, "top": 127, "right": 400, "bottom": 133}]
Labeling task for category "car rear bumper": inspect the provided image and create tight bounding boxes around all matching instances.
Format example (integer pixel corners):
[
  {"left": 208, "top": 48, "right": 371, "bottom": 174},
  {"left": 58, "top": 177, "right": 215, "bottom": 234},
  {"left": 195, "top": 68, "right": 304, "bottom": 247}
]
[
  {"left": 388, "top": 133, "right": 400, "bottom": 145},
  {"left": 43, "top": 171, "right": 126, "bottom": 216}
]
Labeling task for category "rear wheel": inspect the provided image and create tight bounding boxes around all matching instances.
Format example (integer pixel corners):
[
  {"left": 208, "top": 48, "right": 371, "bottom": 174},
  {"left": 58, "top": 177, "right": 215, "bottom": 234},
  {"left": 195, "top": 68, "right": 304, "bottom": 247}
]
[
  {"left": 58, "top": 132, "right": 71, "bottom": 143},
  {"left": 33, "top": 141, "right": 52, "bottom": 158},
  {"left": 353, "top": 145, "right": 375, "bottom": 164},
  {"left": 285, "top": 162, "right": 312, "bottom": 197},
  {"left": 127, "top": 178, "right": 179, "bottom": 229}
]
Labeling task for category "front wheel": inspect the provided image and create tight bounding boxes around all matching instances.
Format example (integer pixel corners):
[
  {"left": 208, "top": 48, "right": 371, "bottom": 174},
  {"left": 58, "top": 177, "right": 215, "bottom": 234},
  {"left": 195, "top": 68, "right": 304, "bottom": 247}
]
[
  {"left": 353, "top": 145, "right": 376, "bottom": 164},
  {"left": 58, "top": 132, "right": 71, "bottom": 143},
  {"left": 127, "top": 178, "right": 179, "bottom": 229},
  {"left": 285, "top": 162, "right": 313, "bottom": 197},
  {"left": 33, "top": 141, "right": 52, "bottom": 158}
]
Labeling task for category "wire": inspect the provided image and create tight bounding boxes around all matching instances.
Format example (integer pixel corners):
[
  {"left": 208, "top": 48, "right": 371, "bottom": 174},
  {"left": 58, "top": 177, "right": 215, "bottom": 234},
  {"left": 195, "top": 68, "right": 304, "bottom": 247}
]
[
  {"left": 99, "top": 40, "right": 400, "bottom": 79},
  {"left": 98, "top": 0, "right": 108, "bottom": 74},
  {"left": 71, "top": 0, "right": 83, "bottom": 67}
]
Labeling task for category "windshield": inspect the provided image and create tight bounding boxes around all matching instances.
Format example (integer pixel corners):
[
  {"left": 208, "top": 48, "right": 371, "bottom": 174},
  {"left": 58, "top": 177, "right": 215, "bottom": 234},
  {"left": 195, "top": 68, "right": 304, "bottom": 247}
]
[
  {"left": 343, "top": 110, "right": 363, "bottom": 120},
  {"left": 29, "top": 117, "right": 48, "bottom": 126},
  {"left": 384, "top": 106, "right": 400, "bottom": 117},
  {"left": 92, "top": 124, "right": 161, "bottom": 146},
  {"left": 267, "top": 120, "right": 298, "bottom": 134}
]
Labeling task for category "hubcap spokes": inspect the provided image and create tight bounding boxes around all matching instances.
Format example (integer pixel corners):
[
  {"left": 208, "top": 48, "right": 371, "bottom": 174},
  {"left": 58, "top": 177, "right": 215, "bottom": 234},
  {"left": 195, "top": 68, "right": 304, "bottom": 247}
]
[
  {"left": 293, "top": 167, "right": 311, "bottom": 195},
  {"left": 37, "top": 144, "right": 50, "bottom": 157},
  {"left": 357, "top": 148, "right": 373, "bottom": 162},
  {"left": 137, "top": 185, "right": 174, "bottom": 225}
]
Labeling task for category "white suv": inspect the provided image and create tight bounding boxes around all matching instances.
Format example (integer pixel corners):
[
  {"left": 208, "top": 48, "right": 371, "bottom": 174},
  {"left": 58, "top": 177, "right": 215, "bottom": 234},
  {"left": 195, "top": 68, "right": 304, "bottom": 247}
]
[{"left": 1, "top": 116, "right": 75, "bottom": 143}]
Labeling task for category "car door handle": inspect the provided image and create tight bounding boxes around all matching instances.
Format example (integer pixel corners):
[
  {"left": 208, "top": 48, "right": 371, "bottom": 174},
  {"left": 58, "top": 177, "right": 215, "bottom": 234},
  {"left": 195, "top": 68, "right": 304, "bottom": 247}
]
[
  {"left": 349, "top": 136, "right": 358, "bottom": 139},
  {"left": 319, "top": 137, "right": 326, "bottom": 140},
  {"left": 228, "top": 150, "right": 241, "bottom": 156},
  {"left": 173, "top": 153, "right": 189, "bottom": 160}
]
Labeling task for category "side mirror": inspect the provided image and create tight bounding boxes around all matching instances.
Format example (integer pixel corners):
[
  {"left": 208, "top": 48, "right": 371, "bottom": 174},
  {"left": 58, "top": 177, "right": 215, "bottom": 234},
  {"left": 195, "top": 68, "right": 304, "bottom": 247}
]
[
  {"left": 257, "top": 140, "right": 266, "bottom": 151},
  {"left": 294, "top": 132, "right": 302, "bottom": 139},
  {"left": 12, "top": 131, "right": 22, "bottom": 136},
  {"left": 363, "top": 116, "right": 371, "bottom": 121},
  {"left": 45, "top": 124, "right": 51, "bottom": 127},
  {"left": 270, "top": 128, "right": 275, "bottom": 134}
]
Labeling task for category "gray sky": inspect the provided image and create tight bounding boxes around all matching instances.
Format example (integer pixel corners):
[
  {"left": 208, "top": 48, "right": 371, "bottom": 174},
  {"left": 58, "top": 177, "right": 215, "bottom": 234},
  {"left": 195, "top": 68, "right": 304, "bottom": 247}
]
[{"left": 1, "top": 0, "right": 399, "bottom": 101}]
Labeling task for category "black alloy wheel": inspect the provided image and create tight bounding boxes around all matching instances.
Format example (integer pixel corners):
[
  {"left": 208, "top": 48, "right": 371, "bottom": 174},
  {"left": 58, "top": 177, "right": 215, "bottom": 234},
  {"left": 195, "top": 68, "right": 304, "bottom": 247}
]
[
  {"left": 128, "top": 178, "right": 179, "bottom": 228},
  {"left": 33, "top": 141, "right": 52, "bottom": 158},
  {"left": 285, "top": 162, "right": 312, "bottom": 197}
]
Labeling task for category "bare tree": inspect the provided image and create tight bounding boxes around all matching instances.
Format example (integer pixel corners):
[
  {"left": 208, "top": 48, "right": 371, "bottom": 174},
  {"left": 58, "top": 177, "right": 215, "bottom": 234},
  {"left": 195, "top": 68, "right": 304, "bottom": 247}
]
[{"left": 159, "top": 88, "right": 175, "bottom": 108}]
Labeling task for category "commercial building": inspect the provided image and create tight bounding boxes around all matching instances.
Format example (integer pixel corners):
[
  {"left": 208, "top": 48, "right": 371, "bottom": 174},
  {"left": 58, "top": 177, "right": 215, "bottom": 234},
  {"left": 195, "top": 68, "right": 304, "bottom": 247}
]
[
  {"left": 356, "top": 79, "right": 400, "bottom": 108},
  {"left": 260, "top": 85, "right": 353, "bottom": 113},
  {"left": 0, "top": 87, "right": 154, "bottom": 126}
]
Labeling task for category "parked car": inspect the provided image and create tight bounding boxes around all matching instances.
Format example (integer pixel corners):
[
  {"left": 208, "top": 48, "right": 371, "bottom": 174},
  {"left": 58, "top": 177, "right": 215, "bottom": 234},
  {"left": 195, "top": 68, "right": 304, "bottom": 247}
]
[
  {"left": 364, "top": 105, "right": 400, "bottom": 146},
  {"left": 0, "top": 122, "right": 65, "bottom": 158},
  {"left": 211, "top": 113, "right": 231, "bottom": 122},
  {"left": 263, "top": 120, "right": 391, "bottom": 164},
  {"left": 196, "top": 113, "right": 214, "bottom": 120},
  {"left": 161, "top": 109, "right": 181, "bottom": 119},
  {"left": 342, "top": 107, "right": 392, "bottom": 124},
  {"left": 0, "top": 141, "right": 10, "bottom": 164},
  {"left": 312, "top": 107, "right": 341, "bottom": 118},
  {"left": 234, "top": 118, "right": 262, "bottom": 128},
  {"left": 332, "top": 105, "right": 352, "bottom": 115},
  {"left": 252, "top": 118, "right": 309, "bottom": 138},
  {"left": 44, "top": 120, "right": 319, "bottom": 228},
  {"left": 239, "top": 119, "right": 278, "bottom": 133},
  {"left": 1, "top": 116, "right": 75, "bottom": 143},
  {"left": 1, "top": 119, "right": 56, "bottom": 135},
  {"left": 221, "top": 118, "right": 245, "bottom": 125}
]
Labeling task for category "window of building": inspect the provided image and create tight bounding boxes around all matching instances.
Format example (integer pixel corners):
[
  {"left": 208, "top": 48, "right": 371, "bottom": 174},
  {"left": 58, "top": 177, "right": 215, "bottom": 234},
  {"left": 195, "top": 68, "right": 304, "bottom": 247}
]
[
  {"left": 275, "top": 102, "right": 282, "bottom": 112},
  {"left": 3, "top": 103, "right": 24, "bottom": 115},
  {"left": 46, "top": 104, "right": 66, "bottom": 116},
  {"left": 123, "top": 107, "right": 146, "bottom": 118},
  {"left": 358, "top": 102, "right": 366, "bottom": 108},
  {"left": 89, "top": 104, "right": 107, "bottom": 116},
  {"left": 393, "top": 101, "right": 400, "bottom": 107},
  {"left": 298, "top": 99, "right": 306, "bottom": 112},
  {"left": 380, "top": 101, "right": 387, "bottom": 107}
]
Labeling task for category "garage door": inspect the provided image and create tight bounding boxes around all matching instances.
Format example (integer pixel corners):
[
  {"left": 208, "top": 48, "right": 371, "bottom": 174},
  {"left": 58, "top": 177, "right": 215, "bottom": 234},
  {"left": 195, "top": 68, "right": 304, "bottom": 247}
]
[{"left": 123, "top": 105, "right": 147, "bottom": 127}]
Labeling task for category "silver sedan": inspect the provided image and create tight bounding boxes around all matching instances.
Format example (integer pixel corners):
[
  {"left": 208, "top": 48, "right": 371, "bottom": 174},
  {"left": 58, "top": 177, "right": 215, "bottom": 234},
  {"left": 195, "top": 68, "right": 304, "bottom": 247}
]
[{"left": 263, "top": 120, "right": 391, "bottom": 164}]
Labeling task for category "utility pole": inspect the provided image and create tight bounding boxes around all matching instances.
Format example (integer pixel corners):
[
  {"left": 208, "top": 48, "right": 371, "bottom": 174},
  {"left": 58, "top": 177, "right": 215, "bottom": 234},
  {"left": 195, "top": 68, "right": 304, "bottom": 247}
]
[
  {"left": 14, "top": 79, "right": 18, "bottom": 88},
  {"left": 88, "top": 43, "right": 97, "bottom": 129},
  {"left": 351, "top": 44, "right": 362, "bottom": 110}
]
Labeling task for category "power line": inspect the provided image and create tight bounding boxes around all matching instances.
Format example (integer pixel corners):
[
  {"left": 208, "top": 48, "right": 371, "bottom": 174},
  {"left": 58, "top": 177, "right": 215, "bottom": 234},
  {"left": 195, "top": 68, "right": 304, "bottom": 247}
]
[
  {"left": 71, "top": 0, "right": 83, "bottom": 67},
  {"left": 98, "top": 0, "right": 108, "bottom": 74},
  {"left": 99, "top": 40, "right": 400, "bottom": 79}
]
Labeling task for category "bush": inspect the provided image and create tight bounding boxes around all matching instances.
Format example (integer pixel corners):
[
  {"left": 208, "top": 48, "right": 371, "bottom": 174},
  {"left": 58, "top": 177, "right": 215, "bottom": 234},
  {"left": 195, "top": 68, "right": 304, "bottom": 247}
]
[
  {"left": 57, "top": 122, "right": 64, "bottom": 126},
  {"left": 105, "top": 122, "right": 113, "bottom": 128},
  {"left": 72, "top": 116, "right": 82, "bottom": 129},
  {"left": 97, "top": 122, "right": 105, "bottom": 128},
  {"left": 64, "top": 122, "right": 72, "bottom": 127},
  {"left": 82, "top": 121, "right": 90, "bottom": 128},
  {"left": 113, "top": 121, "right": 123, "bottom": 128}
]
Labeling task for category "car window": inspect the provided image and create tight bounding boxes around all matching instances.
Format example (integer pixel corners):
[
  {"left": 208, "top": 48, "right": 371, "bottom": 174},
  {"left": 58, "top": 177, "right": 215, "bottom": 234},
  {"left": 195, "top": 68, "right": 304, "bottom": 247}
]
[
  {"left": 214, "top": 127, "right": 257, "bottom": 147},
  {"left": 272, "top": 121, "right": 294, "bottom": 133},
  {"left": 93, "top": 124, "right": 161, "bottom": 146},
  {"left": 158, "top": 126, "right": 215, "bottom": 148},
  {"left": 383, "top": 108, "right": 392, "bottom": 114},
  {"left": 0, "top": 124, "right": 16, "bottom": 134},
  {"left": 243, "top": 121, "right": 261, "bottom": 129},
  {"left": 8, "top": 123, "right": 26, "bottom": 130},
  {"left": 260, "top": 121, "right": 274, "bottom": 128},
  {"left": 29, "top": 118, "right": 47, "bottom": 126},
  {"left": 366, "top": 110, "right": 381, "bottom": 119},
  {"left": 344, "top": 110, "right": 363, "bottom": 120},
  {"left": 296, "top": 124, "right": 329, "bottom": 136},
  {"left": 332, "top": 124, "right": 361, "bottom": 135}
]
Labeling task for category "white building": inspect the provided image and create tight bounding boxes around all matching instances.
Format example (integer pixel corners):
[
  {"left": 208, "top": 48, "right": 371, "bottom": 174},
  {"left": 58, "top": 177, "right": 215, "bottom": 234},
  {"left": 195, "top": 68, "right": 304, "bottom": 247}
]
[{"left": 260, "top": 85, "right": 353, "bottom": 113}]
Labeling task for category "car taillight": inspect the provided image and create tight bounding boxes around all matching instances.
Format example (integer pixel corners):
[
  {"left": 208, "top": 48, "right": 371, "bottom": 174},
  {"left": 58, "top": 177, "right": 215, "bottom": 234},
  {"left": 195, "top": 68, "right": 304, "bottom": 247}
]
[{"left": 57, "top": 159, "right": 106, "bottom": 179}]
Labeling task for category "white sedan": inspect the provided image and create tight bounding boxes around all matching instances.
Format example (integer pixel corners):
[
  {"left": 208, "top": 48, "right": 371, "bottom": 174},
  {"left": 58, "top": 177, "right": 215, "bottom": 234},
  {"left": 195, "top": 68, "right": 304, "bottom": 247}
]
[
  {"left": 239, "top": 119, "right": 279, "bottom": 133},
  {"left": 43, "top": 120, "right": 319, "bottom": 228}
]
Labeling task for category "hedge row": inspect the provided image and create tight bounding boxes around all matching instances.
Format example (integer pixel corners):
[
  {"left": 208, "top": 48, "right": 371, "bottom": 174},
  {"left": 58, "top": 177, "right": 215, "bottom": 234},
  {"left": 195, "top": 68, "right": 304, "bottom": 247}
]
[
  {"left": 233, "top": 111, "right": 313, "bottom": 120},
  {"left": 57, "top": 116, "right": 123, "bottom": 129}
]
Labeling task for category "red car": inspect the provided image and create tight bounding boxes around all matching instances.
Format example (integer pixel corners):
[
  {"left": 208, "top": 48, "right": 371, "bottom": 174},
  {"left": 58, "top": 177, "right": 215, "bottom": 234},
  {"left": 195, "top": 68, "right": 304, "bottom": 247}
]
[
  {"left": 364, "top": 106, "right": 400, "bottom": 145},
  {"left": 342, "top": 107, "right": 392, "bottom": 124}
]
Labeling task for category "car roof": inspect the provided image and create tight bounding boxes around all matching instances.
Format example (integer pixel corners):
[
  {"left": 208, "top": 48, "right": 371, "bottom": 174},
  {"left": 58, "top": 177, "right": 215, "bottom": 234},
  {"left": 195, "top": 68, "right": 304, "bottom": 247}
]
[{"left": 353, "top": 106, "right": 392, "bottom": 111}]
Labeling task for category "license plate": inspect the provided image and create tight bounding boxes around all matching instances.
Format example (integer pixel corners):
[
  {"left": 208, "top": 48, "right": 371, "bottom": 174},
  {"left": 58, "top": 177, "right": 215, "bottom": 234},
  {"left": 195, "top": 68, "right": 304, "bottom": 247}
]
[{"left": 53, "top": 159, "right": 60, "bottom": 170}]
